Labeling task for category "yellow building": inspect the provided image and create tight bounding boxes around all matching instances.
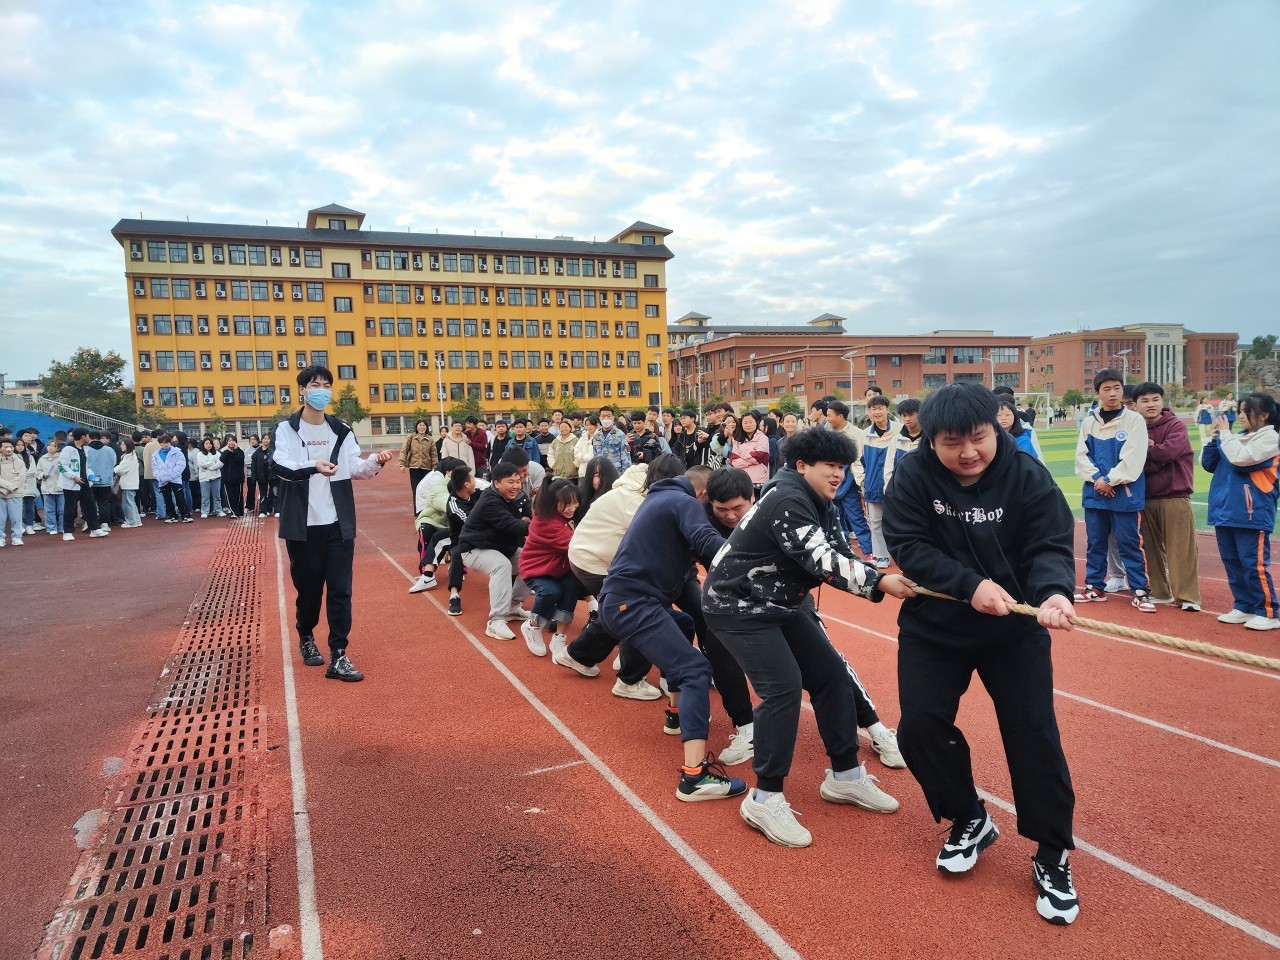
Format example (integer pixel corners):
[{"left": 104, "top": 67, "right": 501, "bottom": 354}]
[{"left": 112, "top": 204, "right": 672, "bottom": 440}]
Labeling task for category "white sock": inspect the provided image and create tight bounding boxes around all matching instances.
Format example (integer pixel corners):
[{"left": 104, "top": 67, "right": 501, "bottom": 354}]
[
  {"left": 867, "top": 721, "right": 889, "bottom": 740},
  {"left": 832, "top": 764, "right": 866, "bottom": 782},
  {"left": 753, "top": 788, "right": 779, "bottom": 803},
  {"left": 735, "top": 722, "right": 754, "bottom": 740},
  {"left": 587, "top": 596, "right": 599, "bottom": 612}
]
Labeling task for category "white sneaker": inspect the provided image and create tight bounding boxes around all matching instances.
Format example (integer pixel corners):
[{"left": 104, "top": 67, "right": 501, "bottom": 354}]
[
  {"left": 99, "top": 524, "right": 110, "bottom": 534},
  {"left": 1148, "top": 596, "right": 1175, "bottom": 605},
  {"left": 24, "top": 526, "right": 34, "bottom": 535},
  {"left": 551, "top": 645, "right": 600, "bottom": 677},
  {"left": 1218, "top": 609, "right": 1252, "bottom": 624},
  {"left": 1103, "top": 576, "right": 1128, "bottom": 593},
  {"left": 502, "top": 606, "right": 534, "bottom": 621},
  {"left": 819, "top": 768, "right": 899, "bottom": 813},
  {"left": 611, "top": 655, "right": 622, "bottom": 671},
  {"left": 718, "top": 729, "right": 755, "bottom": 766},
  {"left": 89, "top": 529, "right": 107, "bottom": 538},
  {"left": 869, "top": 728, "right": 906, "bottom": 769},
  {"left": 408, "top": 574, "right": 436, "bottom": 594},
  {"left": 63, "top": 533, "right": 75, "bottom": 541},
  {"left": 32, "top": 523, "right": 43, "bottom": 531},
  {"left": 611, "top": 678, "right": 663, "bottom": 700},
  {"left": 521, "top": 619, "right": 547, "bottom": 656},
  {"left": 10, "top": 538, "right": 23, "bottom": 546},
  {"left": 485, "top": 619, "right": 516, "bottom": 641},
  {"left": 740, "top": 792, "right": 811, "bottom": 848},
  {"left": 550, "top": 633, "right": 568, "bottom": 658},
  {"left": 259, "top": 512, "right": 268, "bottom": 518},
  {"left": 1180, "top": 601, "right": 1201, "bottom": 612},
  {"left": 1245, "top": 615, "right": 1280, "bottom": 631}
]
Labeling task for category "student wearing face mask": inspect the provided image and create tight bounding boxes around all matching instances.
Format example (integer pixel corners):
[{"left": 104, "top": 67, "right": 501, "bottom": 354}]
[
  {"left": 593, "top": 405, "right": 632, "bottom": 473},
  {"left": 274, "top": 365, "right": 396, "bottom": 682}
]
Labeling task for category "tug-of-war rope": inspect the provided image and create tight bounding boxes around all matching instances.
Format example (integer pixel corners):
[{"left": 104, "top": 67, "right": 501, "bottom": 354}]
[{"left": 910, "top": 586, "right": 1280, "bottom": 673}]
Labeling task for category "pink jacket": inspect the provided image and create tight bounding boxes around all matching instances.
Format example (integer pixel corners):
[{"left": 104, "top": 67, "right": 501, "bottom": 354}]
[{"left": 728, "top": 431, "right": 770, "bottom": 485}]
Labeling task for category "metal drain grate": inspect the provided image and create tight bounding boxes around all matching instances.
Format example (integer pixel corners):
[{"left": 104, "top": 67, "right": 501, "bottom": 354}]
[{"left": 38, "top": 521, "right": 270, "bottom": 960}]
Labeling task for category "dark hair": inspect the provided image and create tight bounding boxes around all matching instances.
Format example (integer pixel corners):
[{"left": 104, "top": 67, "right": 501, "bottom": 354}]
[
  {"left": 734, "top": 410, "right": 763, "bottom": 443},
  {"left": 70, "top": 427, "right": 90, "bottom": 441},
  {"left": 436, "top": 456, "right": 466, "bottom": 475},
  {"left": 491, "top": 461, "right": 522, "bottom": 483},
  {"left": 867, "top": 395, "right": 890, "bottom": 410},
  {"left": 577, "top": 455, "right": 620, "bottom": 518},
  {"left": 684, "top": 464, "right": 713, "bottom": 491},
  {"left": 534, "top": 477, "right": 578, "bottom": 519},
  {"left": 641, "top": 453, "right": 686, "bottom": 491},
  {"left": 629, "top": 409, "right": 647, "bottom": 423},
  {"left": 582, "top": 414, "right": 600, "bottom": 427},
  {"left": 785, "top": 427, "right": 858, "bottom": 467},
  {"left": 1240, "top": 392, "right": 1280, "bottom": 429},
  {"left": 897, "top": 398, "right": 921, "bottom": 416},
  {"left": 810, "top": 397, "right": 831, "bottom": 414},
  {"left": 1093, "top": 368, "right": 1123, "bottom": 391},
  {"left": 537, "top": 418, "right": 550, "bottom": 426},
  {"left": 414, "top": 419, "right": 429, "bottom": 431},
  {"left": 826, "top": 400, "right": 850, "bottom": 420},
  {"left": 157, "top": 432, "right": 173, "bottom": 443},
  {"left": 131, "top": 430, "right": 144, "bottom": 443},
  {"left": 551, "top": 408, "right": 564, "bottom": 417},
  {"left": 997, "top": 399, "right": 1026, "bottom": 436},
  {"left": 201, "top": 436, "right": 216, "bottom": 452},
  {"left": 512, "top": 417, "right": 528, "bottom": 427},
  {"left": 663, "top": 408, "right": 677, "bottom": 417},
  {"left": 464, "top": 416, "right": 478, "bottom": 426},
  {"left": 865, "top": 386, "right": 884, "bottom": 396},
  {"left": 1134, "top": 382, "right": 1164, "bottom": 399},
  {"left": 598, "top": 405, "right": 615, "bottom": 416},
  {"left": 499, "top": 446, "right": 530, "bottom": 468},
  {"left": 297, "top": 364, "right": 334, "bottom": 388},
  {"left": 992, "top": 385, "right": 1015, "bottom": 399},
  {"left": 120, "top": 437, "right": 136, "bottom": 453},
  {"left": 1122, "top": 384, "right": 1139, "bottom": 402},
  {"left": 706, "top": 466, "right": 754, "bottom": 504},
  {"left": 448, "top": 465, "right": 474, "bottom": 494},
  {"left": 919, "top": 383, "right": 999, "bottom": 440}
]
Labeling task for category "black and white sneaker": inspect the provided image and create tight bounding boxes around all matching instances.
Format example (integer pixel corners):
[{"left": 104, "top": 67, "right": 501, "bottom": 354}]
[
  {"left": 325, "top": 653, "right": 364, "bottom": 682},
  {"left": 663, "top": 709, "right": 681, "bottom": 736},
  {"left": 447, "top": 596, "right": 462, "bottom": 616},
  {"left": 676, "top": 757, "right": 747, "bottom": 803},
  {"left": 1032, "top": 852, "right": 1080, "bottom": 925},
  {"left": 299, "top": 635, "right": 325, "bottom": 667},
  {"left": 937, "top": 805, "right": 999, "bottom": 873}
]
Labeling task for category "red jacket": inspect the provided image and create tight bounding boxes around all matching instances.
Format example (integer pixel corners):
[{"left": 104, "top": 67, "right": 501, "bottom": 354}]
[
  {"left": 467, "top": 428, "right": 489, "bottom": 468},
  {"left": 1142, "top": 407, "right": 1194, "bottom": 500},
  {"left": 518, "top": 514, "right": 573, "bottom": 580}
]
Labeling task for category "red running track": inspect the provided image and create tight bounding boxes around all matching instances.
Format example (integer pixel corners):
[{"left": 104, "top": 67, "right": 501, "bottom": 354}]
[{"left": 5, "top": 468, "right": 1278, "bottom": 959}]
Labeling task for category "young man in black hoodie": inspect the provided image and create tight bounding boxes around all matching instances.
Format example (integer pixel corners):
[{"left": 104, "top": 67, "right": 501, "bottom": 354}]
[
  {"left": 703, "top": 428, "right": 916, "bottom": 849},
  {"left": 882, "top": 382, "right": 1080, "bottom": 925},
  {"left": 456, "top": 460, "right": 533, "bottom": 641}
]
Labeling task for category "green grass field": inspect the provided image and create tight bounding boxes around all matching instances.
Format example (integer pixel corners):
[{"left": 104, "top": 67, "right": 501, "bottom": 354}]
[{"left": 1037, "top": 421, "right": 1229, "bottom": 532}]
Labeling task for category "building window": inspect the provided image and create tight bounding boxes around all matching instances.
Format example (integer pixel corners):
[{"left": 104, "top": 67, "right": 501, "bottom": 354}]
[
  {"left": 459, "top": 254, "right": 474, "bottom": 272},
  {"left": 150, "top": 278, "right": 169, "bottom": 298},
  {"left": 643, "top": 274, "right": 658, "bottom": 288},
  {"left": 253, "top": 316, "right": 271, "bottom": 335},
  {"left": 159, "top": 387, "right": 178, "bottom": 407},
  {"left": 994, "top": 373, "right": 1020, "bottom": 388},
  {"left": 228, "top": 244, "right": 247, "bottom": 265},
  {"left": 233, "top": 316, "right": 251, "bottom": 335},
  {"left": 380, "top": 318, "right": 395, "bottom": 336},
  {"left": 147, "top": 241, "right": 167, "bottom": 261},
  {"left": 333, "top": 297, "right": 353, "bottom": 312},
  {"left": 624, "top": 262, "right": 637, "bottom": 277},
  {"left": 990, "top": 347, "right": 1019, "bottom": 364},
  {"left": 332, "top": 262, "right": 350, "bottom": 278},
  {"left": 175, "top": 315, "right": 193, "bottom": 335},
  {"left": 256, "top": 350, "right": 273, "bottom": 370},
  {"left": 337, "top": 365, "right": 356, "bottom": 380},
  {"left": 923, "top": 374, "right": 947, "bottom": 390},
  {"left": 510, "top": 320, "right": 525, "bottom": 337},
  {"left": 259, "top": 387, "right": 276, "bottom": 405},
  {"left": 442, "top": 254, "right": 457, "bottom": 272},
  {"left": 952, "top": 347, "right": 983, "bottom": 364},
  {"left": 177, "top": 351, "right": 196, "bottom": 371},
  {"left": 569, "top": 290, "right": 582, "bottom": 307},
  {"left": 923, "top": 347, "right": 946, "bottom": 365},
  {"left": 566, "top": 258, "right": 580, "bottom": 276},
  {"left": 375, "top": 251, "right": 391, "bottom": 269},
  {"left": 624, "top": 292, "right": 637, "bottom": 308},
  {"left": 399, "top": 350, "right": 413, "bottom": 369},
  {"left": 644, "top": 305, "right": 659, "bottom": 318},
  {"left": 646, "top": 334, "right": 661, "bottom": 347},
  {"left": 156, "top": 351, "right": 175, "bottom": 371},
  {"left": 381, "top": 351, "right": 396, "bottom": 369},
  {"left": 626, "top": 322, "right": 639, "bottom": 338},
  {"left": 384, "top": 384, "right": 400, "bottom": 402},
  {"left": 180, "top": 387, "right": 198, "bottom": 407}
]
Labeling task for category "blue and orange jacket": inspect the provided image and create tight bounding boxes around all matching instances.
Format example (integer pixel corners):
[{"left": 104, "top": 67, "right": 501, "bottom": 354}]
[
  {"left": 1202, "top": 425, "right": 1278, "bottom": 532},
  {"left": 856, "top": 420, "right": 901, "bottom": 503},
  {"left": 1074, "top": 407, "right": 1148, "bottom": 512}
]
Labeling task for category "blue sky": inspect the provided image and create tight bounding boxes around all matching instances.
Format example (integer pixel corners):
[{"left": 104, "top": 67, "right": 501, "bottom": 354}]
[{"left": 1, "top": 0, "right": 1275, "bottom": 382}]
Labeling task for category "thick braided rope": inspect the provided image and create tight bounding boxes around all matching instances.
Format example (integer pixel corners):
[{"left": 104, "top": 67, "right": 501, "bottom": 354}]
[{"left": 911, "top": 587, "right": 1280, "bottom": 672}]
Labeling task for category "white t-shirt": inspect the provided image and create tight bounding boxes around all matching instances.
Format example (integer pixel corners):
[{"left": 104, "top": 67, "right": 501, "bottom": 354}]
[{"left": 297, "top": 419, "right": 339, "bottom": 527}]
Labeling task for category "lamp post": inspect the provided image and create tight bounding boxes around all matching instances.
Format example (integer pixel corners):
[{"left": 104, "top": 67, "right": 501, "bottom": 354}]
[
  {"left": 694, "top": 344, "right": 703, "bottom": 423},
  {"left": 435, "top": 356, "right": 446, "bottom": 430},
  {"left": 1234, "top": 348, "right": 1247, "bottom": 400},
  {"left": 842, "top": 350, "right": 858, "bottom": 399},
  {"left": 1114, "top": 348, "right": 1132, "bottom": 383},
  {"left": 986, "top": 350, "right": 997, "bottom": 390}
]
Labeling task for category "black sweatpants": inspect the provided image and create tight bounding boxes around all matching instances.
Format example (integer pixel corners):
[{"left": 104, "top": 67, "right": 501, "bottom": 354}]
[
  {"left": 675, "top": 575, "right": 754, "bottom": 728},
  {"left": 63, "top": 485, "right": 99, "bottom": 533},
  {"left": 286, "top": 522, "right": 356, "bottom": 655},
  {"left": 408, "top": 468, "right": 430, "bottom": 511},
  {"left": 707, "top": 602, "right": 865, "bottom": 793},
  {"left": 160, "top": 481, "right": 190, "bottom": 519},
  {"left": 566, "top": 565, "right": 652, "bottom": 685},
  {"left": 896, "top": 629, "right": 1075, "bottom": 850}
]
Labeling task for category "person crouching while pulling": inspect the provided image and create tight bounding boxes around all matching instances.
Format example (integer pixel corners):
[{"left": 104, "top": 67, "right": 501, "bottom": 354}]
[
  {"left": 702, "top": 427, "right": 917, "bottom": 848},
  {"left": 882, "top": 382, "right": 1080, "bottom": 925}
]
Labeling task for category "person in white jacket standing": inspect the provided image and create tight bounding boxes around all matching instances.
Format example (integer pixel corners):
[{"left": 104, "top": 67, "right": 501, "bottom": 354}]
[
  {"left": 0, "top": 437, "right": 29, "bottom": 546},
  {"left": 151, "top": 433, "right": 192, "bottom": 523},
  {"left": 114, "top": 437, "right": 143, "bottom": 527},
  {"left": 194, "top": 437, "right": 224, "bottom": 517},
  {"left": 59, "top": 427, "right": 105, "bottom": 539},
  {"left": 573, "top": 415, "right": 600, "bottom": 477},
  {"left": 36, "top": 440, "right": 64, "bottom": 537},
  {"left": 274, "top": 365, "right": 395, "bottom": 683}
]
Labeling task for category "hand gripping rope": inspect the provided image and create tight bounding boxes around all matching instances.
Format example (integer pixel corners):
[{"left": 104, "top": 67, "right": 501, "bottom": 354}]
[{"left": 910, "top": 586, "right": 1280, "bottom": 673}]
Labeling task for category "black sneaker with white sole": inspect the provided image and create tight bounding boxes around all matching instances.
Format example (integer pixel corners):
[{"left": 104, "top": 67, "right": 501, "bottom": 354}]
[
  {"left": 663, "top": 709, "right": 680, "bottom": 736},
  {"left": 937, "top": 805, "right": 999, "bottom": 873},
  {"left": 1032, "top": 852, "right": 1080, "bottom": 925},
  {"left": 676, "top": 757, "right": 747, "bottom": 803},
  {"left": 325, "top": 653, "right": 364, "bottom": 682},
  {"left": 299, "top": 635, "right": 325, "bottom": 667}
]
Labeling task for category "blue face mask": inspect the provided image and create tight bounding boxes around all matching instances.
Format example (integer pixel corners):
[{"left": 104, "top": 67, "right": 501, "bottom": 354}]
[{"left": 305, "top": 387, "right": 332, "bottom": 410}]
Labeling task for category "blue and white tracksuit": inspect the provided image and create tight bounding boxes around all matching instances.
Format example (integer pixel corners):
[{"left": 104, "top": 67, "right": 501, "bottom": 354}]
[
  {"left": 1202, "top": 426, "right": 1279, "bottom": 619},
  {"left": 856, "top": 420, "right": 900, "bottom": 561},
  {"left": 1075, "top": 407, "right": 1149, "bottom": 592}
]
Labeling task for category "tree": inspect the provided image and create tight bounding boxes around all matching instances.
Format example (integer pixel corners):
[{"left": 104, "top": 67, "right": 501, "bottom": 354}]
[
  {"left": 264, "top": 403, "right": 294, "bottom": 434},
  {"left": 206, "top": 414, "right": 228, "bottom": 438},
  {"left": 557, "top": 391, "right": 582, "bottom": 418},
  {"left": 408, "top": 407, "right": 435, "bottom": 430},
  {"left": 526, "top": 393, "right": 554, "bottom": 424},
  {"left": 40, "top": 347, "right": 138, "bottom": 422},
  {"left": 1249, "top": 334, "right": 1278, "bottom": 361},
  {"left": 773, "top": 393, "right": 804, "bottom": 416},
  {"left": 446, "top": 393, "right": 482, "bottom": 424},
  {"left": 1060, "top": 389, "right": 1087, "bottom": 409},
  {"left": 678, "top": 398, "right": 700, "bottom": 416},
  {"left": 332, "top": 384, "right": 370, "bottom": 424}
]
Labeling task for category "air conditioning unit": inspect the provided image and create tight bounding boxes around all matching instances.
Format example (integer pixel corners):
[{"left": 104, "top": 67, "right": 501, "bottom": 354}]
[
  {"left": 416, "top": 294, "right": 425, "bottom": 302},
  {"left": 278, "top": 360, "right": 288, "bottom": 369},
  {"left": 485, "top": 390, "right": 494, "bottom": 399},
  {"left": 221, "top": 361, "right": 231, "bottom": 369},
  {"left": 560, "top": 360, "right": 569, "bottom": 368},
  {"left": 276, "top": 324, "right": 287, "bottom": 334},
  {"left": 432, "top": 295, "right": 441, "bottom": 303},
  {"left": 484, "top": 360, "right": 492, "bottom": 368},
  {"left": 603, "top": 386, "right": 612, "bottom": 397},
  {"left": 417, "top": 322, "right": 427, "bottom": 334},
  {"left": 478, "top": 260, "right": 487, "bottom": 272},
  {"left": 480, "top": 294, "right": 489, "bottom": 304},
  {"left": 215, "top": 287, "right": 226, "bottom": 299},
  {"left": 540, "top": 266, "right": 548, "bottom": 274},
  {"left": 201, "top": 360, "right": 211, "bottom": 369},
  {"left": 557, "top": 296, "right": 565, "bottom": 306},
  {"left": 615, "top": 294, "right": 622, "bottom": 306},
  {"left": 274, "top": 292, "right": 284, "bottom": 300},
  {"left": 613, "top": 268, "right": 622, "bottom": 277},
  {"left": 297, "top": 359, "right": 307, "bottom": 368},
  {"left": 131, "top": 251, "right": 142, "bottom": 260},
  {"left": 204, "top": 397, "right": 215, "bottom": 405},
  {"left": 420, "top": 359, "right": 429, "bottom": 368},
  {"left": 555, "top": 266, "right": 563, "bottom": 275},
  {"left": 281, "top": 391, "right": 291, "bottom": 403},
  {"left": 295, "top": 324, "right": 305, "bottom": 334},
  {"left": 501, "top": 389, "right": 510, "bottom": 399},
  {"left": 213, "top": 253, "right": 224, "bottom": 262},
  {"left": 136, "top": 323, "right": 148, "bottom": 333},
  {"left": 413, "top": 256, "right": 422, "bottom": 269},
  {"left": 139, "top": 360, "right": 151, "bottom": 369},
  {"left": 290, "top": 256, "right": 300, "bottom": 265},
  {"left": 499, "top": 359, "right": 508, "bottom": 368},
  {"left": 193, "top": 249, "right": 204, "bottom": 262},
  {"left": 496, "top": 293, "right": 505, "bottom": 305},
  {"left": 293, "top": 292, "right": 303, "bottom": 300},
  {"left": 142, "top": 398, "right": 154, "bottom": 406},
  {"left": 429, "top": 258, "right": 440, "bottom": 270},
  {"left": 218, "top": 323, "right": 229, "bottom": 333},
  {"left": 493, "top": 261, "right": 503, "bottom": 273},
  {"left": 272, "top": 255, "right": 282, "bottom": 265},
  {"left": 196, "top": 283, "right": 206, "bottom": 297},
  {"left": 542, "top": 294, "right": 550, "bottom": 305},
  {"left": 134, "top": 283, "right": 145, "bottom": 295},
  {"left": 198, "top": 323, "right": 209, "bottom": 333}
]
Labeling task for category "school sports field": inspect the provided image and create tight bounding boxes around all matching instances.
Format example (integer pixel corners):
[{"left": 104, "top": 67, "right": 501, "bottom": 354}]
[
  {"left": 1037, "top": 421, "right": 1244, "bottom": 532},
  {"left": 4, "top": 470, "right": 1278, "bottom": 960}
]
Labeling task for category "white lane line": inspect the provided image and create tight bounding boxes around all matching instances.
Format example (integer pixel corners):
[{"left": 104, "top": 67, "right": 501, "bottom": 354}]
[
  {"left": 365, "top": 535, "right": 803, "bottom": 960},
  {"left": 274, "top": 536, "right": 325, "bottom": 960},
  {"left": 523, "top": 760, "right": 588, "bottom": 777},
  {"left": 818, "top": 610, "right": 1280, "bottom": 766},
  {"left": 977, "top": 791, "right": 1280, "bottom": 950}
]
